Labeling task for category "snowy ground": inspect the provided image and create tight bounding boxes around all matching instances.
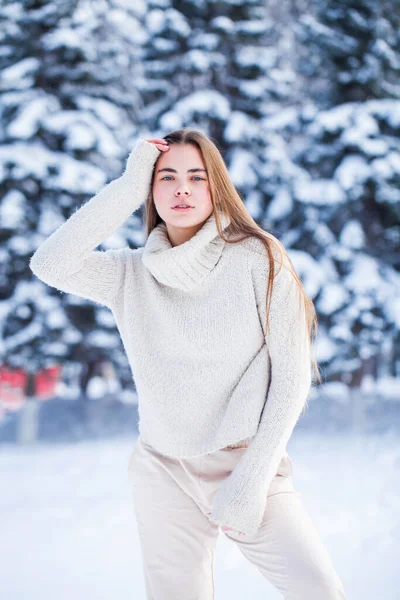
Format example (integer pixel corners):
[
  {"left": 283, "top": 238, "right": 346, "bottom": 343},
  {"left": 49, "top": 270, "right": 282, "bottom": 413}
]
[{"left": 1, "top": 429, "right": 399, "bottom": 600}]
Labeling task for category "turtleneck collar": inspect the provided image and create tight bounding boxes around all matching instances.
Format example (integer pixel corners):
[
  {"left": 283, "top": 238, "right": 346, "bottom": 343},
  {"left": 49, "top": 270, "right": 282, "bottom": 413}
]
[{"left": 141, "top": 210, "right": 231, "bottom": 291}]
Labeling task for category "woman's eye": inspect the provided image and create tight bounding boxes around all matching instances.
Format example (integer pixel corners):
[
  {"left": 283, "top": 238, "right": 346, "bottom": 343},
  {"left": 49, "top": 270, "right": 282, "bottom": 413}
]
[{"left": 161, "top": 176, "right": 205, "bottom": 181}]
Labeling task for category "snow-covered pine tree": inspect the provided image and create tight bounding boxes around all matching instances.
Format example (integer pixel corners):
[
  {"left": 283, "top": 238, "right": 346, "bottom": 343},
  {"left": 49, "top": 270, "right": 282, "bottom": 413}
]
[
  {"left": 289, "top": 100, "right": 400, "bottom": 390},
  {"left": 297, "top": 0, "right": 400, "bottom": 106},
  {"left": 1, "top": 0, "right": 398, "bottom": 416},
  {"left": 0, "top": 0, "right": 144, "bottom": 397}
]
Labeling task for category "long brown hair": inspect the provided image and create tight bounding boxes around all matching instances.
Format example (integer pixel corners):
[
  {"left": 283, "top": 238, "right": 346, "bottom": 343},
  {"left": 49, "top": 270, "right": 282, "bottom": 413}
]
[{"left": 143, "top": 128, "right": 322, "bottom": 397}]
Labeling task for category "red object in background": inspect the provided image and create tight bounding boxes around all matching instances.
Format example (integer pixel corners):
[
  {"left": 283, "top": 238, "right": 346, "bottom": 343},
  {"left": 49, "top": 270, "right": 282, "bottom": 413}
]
[
  {"left": 0, "top": 364, "right": 62, "bottom": 410},
  {"left": 35, "top": 365, "right": 62, "bottom": 399},
  {"left": 0, "top": 367, "right": 27, "bottom": 410},
  {"left": 0, "top": 367, "right": 27, "bottom": 389}
]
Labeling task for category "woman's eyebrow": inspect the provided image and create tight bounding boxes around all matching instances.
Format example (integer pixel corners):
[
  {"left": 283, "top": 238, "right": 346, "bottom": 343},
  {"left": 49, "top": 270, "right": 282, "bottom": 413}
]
[{"left": 157, "top": 167, "right": 208, "bottom": 174}]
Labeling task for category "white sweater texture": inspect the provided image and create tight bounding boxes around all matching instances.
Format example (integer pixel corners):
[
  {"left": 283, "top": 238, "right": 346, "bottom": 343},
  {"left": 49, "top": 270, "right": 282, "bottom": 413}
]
[{"left": 30, "top": 138, "right": 312, "bottom": 536}]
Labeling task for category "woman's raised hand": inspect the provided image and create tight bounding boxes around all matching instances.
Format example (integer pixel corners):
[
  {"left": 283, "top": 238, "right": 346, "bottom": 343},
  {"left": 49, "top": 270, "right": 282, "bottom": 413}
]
[
  {"left": 125, "top": 138, "right": 168, "bottom": 179},
  {"left": 145, "top": 138, "right": 170, "bottom": 152}
]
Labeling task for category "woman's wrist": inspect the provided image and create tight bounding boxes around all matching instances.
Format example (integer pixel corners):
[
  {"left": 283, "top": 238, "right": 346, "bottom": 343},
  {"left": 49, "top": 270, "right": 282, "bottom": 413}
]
[{"left": 123, "top": 138, "right": 162, "bottom": 183}]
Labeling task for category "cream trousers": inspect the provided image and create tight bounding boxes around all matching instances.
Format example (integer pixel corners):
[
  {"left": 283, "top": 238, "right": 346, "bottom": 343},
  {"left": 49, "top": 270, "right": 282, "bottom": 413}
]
[{"left": 128, "top": 436, "right": 348, "bottom": 600}]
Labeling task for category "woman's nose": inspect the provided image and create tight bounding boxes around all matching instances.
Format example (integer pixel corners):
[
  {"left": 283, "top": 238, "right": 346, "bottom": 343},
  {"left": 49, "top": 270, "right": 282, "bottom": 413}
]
[{"left": 175, "top": 187, "right": 191, "bottom": 196}]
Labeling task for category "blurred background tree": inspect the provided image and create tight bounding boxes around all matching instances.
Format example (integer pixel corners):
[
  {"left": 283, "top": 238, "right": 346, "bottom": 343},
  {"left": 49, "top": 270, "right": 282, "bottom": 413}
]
[{"left": 0, "top": 0, "right": 399, "bottom": 438}]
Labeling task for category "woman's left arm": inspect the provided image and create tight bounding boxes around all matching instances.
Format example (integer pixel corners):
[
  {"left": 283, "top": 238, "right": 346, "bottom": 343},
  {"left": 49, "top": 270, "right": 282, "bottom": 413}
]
[{"left": 210, "top": 257, "right": 312, "bottom": 536}]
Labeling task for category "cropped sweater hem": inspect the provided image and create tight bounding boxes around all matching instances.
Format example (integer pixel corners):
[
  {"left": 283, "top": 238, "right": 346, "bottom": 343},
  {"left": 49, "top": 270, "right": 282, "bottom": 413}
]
[{"left": 138, "top": 430, "right": 264, "bottom": 459}]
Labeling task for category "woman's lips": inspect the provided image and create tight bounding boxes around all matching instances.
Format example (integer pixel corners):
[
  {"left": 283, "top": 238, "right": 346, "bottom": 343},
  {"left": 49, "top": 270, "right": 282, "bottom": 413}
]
[{"left": 171, "top": 206, "right": 194, "bottom": 211}]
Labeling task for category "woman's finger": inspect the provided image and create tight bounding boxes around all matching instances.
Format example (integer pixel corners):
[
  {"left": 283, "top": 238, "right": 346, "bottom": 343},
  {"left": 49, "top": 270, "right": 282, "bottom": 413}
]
[
  {"left": 145, "top": 138, "right": 169, "bottom": 151},
  {"left": 146, "top": 138, "right": 168, "bottom": 144}
]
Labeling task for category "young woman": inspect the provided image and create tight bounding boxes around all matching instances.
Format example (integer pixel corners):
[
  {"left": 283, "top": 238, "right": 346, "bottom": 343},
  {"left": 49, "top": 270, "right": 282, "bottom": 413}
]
[{"left": 30, "top": 129, "right": 348, "bottom": 599}]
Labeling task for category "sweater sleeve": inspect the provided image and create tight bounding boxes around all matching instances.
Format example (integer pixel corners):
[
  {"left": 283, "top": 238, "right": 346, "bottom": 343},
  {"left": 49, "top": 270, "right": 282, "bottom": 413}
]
[
  {"left": 210, "top": 253, "right": 312, "bottom": 536},
  {"left": 29, "top": 138, "right": 161, "bottom": 309}
]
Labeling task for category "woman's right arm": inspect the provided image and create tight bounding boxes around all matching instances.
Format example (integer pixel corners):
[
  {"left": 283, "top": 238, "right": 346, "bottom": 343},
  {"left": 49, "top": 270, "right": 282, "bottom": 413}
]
[{"left": 29, "top": 138, "right": 164, "bottom": 309}]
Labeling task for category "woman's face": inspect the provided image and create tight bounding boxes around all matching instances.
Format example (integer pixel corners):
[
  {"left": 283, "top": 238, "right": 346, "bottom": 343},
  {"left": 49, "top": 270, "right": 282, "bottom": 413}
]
[{"left": 152, "top": 143, "right": 213, "bottom": 237}]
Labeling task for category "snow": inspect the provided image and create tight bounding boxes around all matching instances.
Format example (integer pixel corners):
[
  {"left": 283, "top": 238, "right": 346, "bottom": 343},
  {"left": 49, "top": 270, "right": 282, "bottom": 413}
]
[
  {"left": 186, "top": 49, "right": 213, "bottom": 71},
  {"left": 339, "top": 220, "right": 365, "bottom": 249},
  {"left": 238, "top": 77, "right": 268, "bottom": 99},
  {"left": 262, "top": 107, "right": 298, "bottom": 131},
  {"left": 235, "top": 46, "right": 276, "bottom": 69},
  {"left": 334, "top": 155, "right": 370, "bottom": 191},
  {"left": 1, "top": 430, "right": 399, "bottom": 599},
  {"left": 371, "top": 155, "right": 396, "bottom": 180},
  {"left": 267, "top": 187, "right": 293, "bottom": 220},
  {"left": 0, "top": 320, "right": 42, "bottom": 354},
  {"left": 317, "top": 282, "right": 349, "bottom": 315},
  {"left": 85, "top": 330, "right": 119, "bottom": 349},
  {"left": 187, "top": 31, "right": 220, "bottom": 51},
  {"left": 106, "top": 9, "right": 144, "bottom": 39},
  {"left": 8, "top": 235, "right": 31, "bottom": 255},
  {"left": 44, "top": 110, "right": 121, "bottom": 155},
  {"left": 313, "top": 326, "right": 338, "bottom": 362},
  {"left": 356, "top": 137, "right": 389, "bottom": 157},
  {"left": 228, "top": 148, "right": 258, "bottom": 188},
  {"left": 374, "top": 39, "right": 399, "bottom": 69},
  {"left": 42, "top": 27, "right": 83, "bottom": 51},
  {"left": 375, "top": 377, "right": 400, "bottom": 401},
  {"left": 387, "top": 151, "right": 400, "bottom": 174},
  {"left": 75, "top": 96, "right": 125, "bottom": 129},
  {"left": 0, "top": 57, "right": 38, "bottom": 89},
  {"left": 40, "top": 341, "right": 69, "bottom": 360},
  {"left": 0, "top": 189, "right": 26, "bottom": 228},
  {"left": 343, "top": 255, "right": 381, "bottom": 294},
  {"left": 384, "top": 272, "right": 400, "bottom": 327},
  {"left": 159, "top": 90, "right": 231, "bottom": 130},
  {"left": 235, "top": 20, "right": 269, "bottom": 35},
  {"left": 299, "top": 14, "right": 358, "bottom": 54},
  {"left": 366, "top": 99, "right": 400, "bottom": 129},
  {"left": 224, "top": 111, "right": 259, "bottom": 142},
  {"left": 96, "top": 308, "right": 117, "bottom": 328},
  {"left": 8, "top": 95, "right": 58, "bottom": 139},
  {"left": 319, "top": 381, "right": 351, "bottom": 405},
  {"left": 287, "top": 249, "right": 324, "bottom": 298},
  {"left": 86, "top": 376, "right": 115, "bottom": 400},
  {"left": 210, "top": 16, "right": 235, "bottom": 34},
  {"left": 294, "top": 178, "right": 346, "bottom": 205},
  {"left": 164, "top": 9, "right": 191, "bottom": 38},
  {"left": 244, "top": 189, "right": 263, "bottom": 220},
  {"left": 61, "top": 326, "right": 82, "bottom": 345},
  {"left": 0, "top": 142, "right": 107, "bottom": 193},
  {"left": 145, "top": 9, "right": 165, "bottom": 34},
  {"left": 348, "top": 112, "right": 380, "bottom": 138},
  {"left": 46, "top": 307, "right": 68, "bottom": 328}
]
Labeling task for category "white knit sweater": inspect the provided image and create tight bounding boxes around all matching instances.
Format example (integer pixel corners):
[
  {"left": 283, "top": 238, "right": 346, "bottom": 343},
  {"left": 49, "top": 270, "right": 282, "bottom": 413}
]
[{"left": 30, "top": 138, "right": 312, "bottom": 536}]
